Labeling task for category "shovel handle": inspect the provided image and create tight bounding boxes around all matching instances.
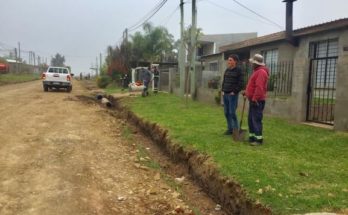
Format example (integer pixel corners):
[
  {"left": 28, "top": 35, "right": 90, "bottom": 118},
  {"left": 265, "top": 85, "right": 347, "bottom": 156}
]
[{"left": 239, "top": 96, "right": 247, "bottom": 129}]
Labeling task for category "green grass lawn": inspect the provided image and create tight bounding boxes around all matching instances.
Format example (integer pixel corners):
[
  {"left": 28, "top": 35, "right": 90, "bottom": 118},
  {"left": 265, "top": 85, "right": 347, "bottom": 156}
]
[
  {"left": 121, "top": 92, "right": 348, "bottom": 214},
  {"left": 104, "top": 84, "right": 128, "bottom": 94},
  {"left": 0, "top": 73, "right": 40, "bottom": 85}
]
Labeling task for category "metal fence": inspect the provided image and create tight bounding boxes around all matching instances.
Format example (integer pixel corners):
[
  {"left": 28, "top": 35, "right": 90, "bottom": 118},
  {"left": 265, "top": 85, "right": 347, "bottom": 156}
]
[{"left": 241, "top": 61, "right": 294, "bottom": 97}]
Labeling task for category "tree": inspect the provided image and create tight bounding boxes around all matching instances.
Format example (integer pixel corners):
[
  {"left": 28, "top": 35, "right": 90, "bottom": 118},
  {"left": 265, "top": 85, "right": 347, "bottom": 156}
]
[
  {"left": 130, "top": 22, "right": 175, "bottom": 64},
  {"left": 182, "top": 25, "right": 203, "bottom": 61},
  {"left": 51, "top": 53, "right": 65, "bottom": 67}
]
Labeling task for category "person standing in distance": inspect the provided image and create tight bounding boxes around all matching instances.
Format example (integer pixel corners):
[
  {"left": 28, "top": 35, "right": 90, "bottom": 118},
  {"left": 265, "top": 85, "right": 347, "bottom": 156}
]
[
  {"left": 221, "top": 54, "right": 244, "bottom": 135},
  {"left": 245, "top": 54, "right": 269, "bottom": 146}
]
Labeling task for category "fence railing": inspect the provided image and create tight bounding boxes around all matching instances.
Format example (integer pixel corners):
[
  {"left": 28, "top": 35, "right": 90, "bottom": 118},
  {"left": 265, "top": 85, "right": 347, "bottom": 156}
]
[{"left": 241, "top": 61, "right": 294, "bottom": 97}]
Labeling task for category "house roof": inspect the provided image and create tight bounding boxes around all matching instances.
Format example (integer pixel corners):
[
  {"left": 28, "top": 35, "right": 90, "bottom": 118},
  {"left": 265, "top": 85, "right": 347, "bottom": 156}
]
[
  {"left": 198, "top": 32, "right": 257, "bottom": 48},
  {"left": 219, "top": 18, "right": 348, "bottom": 52}
]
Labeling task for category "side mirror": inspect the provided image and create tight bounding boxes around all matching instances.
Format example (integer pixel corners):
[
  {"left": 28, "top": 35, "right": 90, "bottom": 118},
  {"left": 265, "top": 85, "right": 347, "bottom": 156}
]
[{"left": 71, "top": 73, "right": 74, "bottom": 77}]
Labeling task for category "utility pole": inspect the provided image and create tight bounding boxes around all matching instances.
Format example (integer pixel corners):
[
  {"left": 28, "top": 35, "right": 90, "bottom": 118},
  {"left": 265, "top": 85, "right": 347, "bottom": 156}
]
[
  {"left": 179, "top": 0, "right": 185, "bottom": 97},
  {"left": 124, "top": 28, "right": 129, "bottom": 70},
  {"left": 100, "top": 53, "right": 102, "bottom": 75},
  {"left": 190, "top": 0, "right": 197, "bottom": 99},
  {"left": 33, "top": 52, "right": 36, "bottom": 67},
  {"left": 14, "top": 48, "right": 18, "bottom": 73},
  {"left": 96, "top": 57, "right": 98, "bottom": 77},
  {"left": 18, "top": 42, "right": 21, "bottom": 73}
]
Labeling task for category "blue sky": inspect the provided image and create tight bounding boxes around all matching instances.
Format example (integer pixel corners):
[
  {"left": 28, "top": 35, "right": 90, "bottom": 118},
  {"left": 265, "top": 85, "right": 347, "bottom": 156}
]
[{"left": 0, "top": 0, "right": 347, "bottom": 74}]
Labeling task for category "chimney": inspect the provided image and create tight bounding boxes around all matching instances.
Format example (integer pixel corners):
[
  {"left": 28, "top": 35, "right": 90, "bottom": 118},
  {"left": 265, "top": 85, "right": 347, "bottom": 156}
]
[{"left": 283, "top": 0, "right": 297, "bottom": 46}]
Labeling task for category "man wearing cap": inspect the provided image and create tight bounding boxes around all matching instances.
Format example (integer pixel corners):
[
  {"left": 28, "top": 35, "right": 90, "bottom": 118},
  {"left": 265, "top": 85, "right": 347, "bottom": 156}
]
[
  {"left": 245, "top": 54, "right": 269, "bottom": 146},
  {"left": 221, "top": 54, "right": 244, "bottom": 135}
]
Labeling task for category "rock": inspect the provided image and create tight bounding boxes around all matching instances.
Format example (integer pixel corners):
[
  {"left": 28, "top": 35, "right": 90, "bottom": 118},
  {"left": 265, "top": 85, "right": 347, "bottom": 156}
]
[
  {"left": 327, "top": 193, "right": 335, "bottom": 197},
  {"left": 257, "top": 188, "right": 263, "bottom": 194},
  {"left": 147, "top": 188, "right": 157, "bottom": 195},
  {"left": 139, "top": 166, "right": 149, "bottom": 171},
  {"left": 117, "top": 196, "right": 125, "bottom": 201},
  {"left": 215, "top": 204, "right": 222, "bottom": 211},
  {"left": 172, "top": 191, "right": 180, "bottom": 198},
  {"left": 175, "top": 176, "right": 185, "bottom": 184},
  {"left": 174, "top": 206, "right": 185, "bottom": 213},
  {"left": 154, "top": 173, "right": 161, "bottom": 181},
  {"left": 299, "top": 171, "right": 309, "bottom": 177}
]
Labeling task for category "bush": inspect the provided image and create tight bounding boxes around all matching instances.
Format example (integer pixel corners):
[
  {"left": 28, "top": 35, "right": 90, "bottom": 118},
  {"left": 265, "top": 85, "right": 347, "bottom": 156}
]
[
  {"left": 97, "top": 75, "right": 111, "bottom": 88},
  {"left": 215, "top": 90, "right": 222, "bottom": 105}
]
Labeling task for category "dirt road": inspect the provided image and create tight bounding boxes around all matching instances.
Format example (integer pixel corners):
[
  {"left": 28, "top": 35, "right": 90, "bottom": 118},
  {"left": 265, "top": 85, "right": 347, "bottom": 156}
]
[{"left": 0, "top": 81, "right": 224, "bottom": 215}]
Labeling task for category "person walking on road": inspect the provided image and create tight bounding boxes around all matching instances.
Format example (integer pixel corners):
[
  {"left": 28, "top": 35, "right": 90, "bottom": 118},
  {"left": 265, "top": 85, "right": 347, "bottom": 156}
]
[
  {"left": 245, "top": 54, "right": 269, "bottom": 146},
  {"left": 221, "top": 54, "right": 244, "bottom": 135}
]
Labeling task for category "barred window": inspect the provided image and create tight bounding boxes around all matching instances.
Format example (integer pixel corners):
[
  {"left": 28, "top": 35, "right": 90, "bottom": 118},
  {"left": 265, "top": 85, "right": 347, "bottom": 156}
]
[
  {"left": 262, "top": 49, "right": 278, "bottom": 67},
  {"left": 209, "top": 62, "right": 218, "bottom": 71},
  {"left": 309, "top": 39, "right": 338, "bottom": 88}
]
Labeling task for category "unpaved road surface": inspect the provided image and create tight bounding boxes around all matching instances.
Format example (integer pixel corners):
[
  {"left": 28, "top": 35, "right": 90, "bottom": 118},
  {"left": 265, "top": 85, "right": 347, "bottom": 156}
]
[{"left": 0, "top": 80, "right": 224, "bottom": 215}]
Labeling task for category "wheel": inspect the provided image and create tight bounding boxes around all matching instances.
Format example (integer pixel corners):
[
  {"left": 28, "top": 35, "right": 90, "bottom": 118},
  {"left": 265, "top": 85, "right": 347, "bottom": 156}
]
[{"left": 43, "top": 85, "right": 48, "bottom": 92}]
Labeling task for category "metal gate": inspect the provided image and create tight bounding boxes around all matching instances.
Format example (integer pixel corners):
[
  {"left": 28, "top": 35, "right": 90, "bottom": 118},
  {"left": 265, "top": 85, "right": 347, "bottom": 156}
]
[{"left": 307, "top": 39, "right": 338, "bottom": 125}]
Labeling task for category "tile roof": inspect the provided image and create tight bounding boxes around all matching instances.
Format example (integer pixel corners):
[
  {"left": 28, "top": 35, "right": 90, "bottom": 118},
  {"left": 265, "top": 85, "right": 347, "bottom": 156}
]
[{"left": 220, "top": 18, "right": 348, "bottom": 52}]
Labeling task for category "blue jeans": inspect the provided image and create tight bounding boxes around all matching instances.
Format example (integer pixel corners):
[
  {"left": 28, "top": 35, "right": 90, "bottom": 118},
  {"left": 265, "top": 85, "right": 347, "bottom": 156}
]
[
  {"left": 143, "top": 80, "right": 149, "bottom": 93},
  {"left": 223, "top": 93, "right": 239, "bottom": 132}
]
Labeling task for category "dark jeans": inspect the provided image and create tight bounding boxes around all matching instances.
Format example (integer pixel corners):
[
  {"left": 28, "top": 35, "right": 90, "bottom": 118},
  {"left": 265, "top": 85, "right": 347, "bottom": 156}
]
[
  {"left": 143, "top": 80, "right": 149, "bottom": 93},
  {"left": 248, "top": 100, "right": 265, "bottom": 138},
  {"left": 223, "top": 93, "right": 239, "bottom": 132}
]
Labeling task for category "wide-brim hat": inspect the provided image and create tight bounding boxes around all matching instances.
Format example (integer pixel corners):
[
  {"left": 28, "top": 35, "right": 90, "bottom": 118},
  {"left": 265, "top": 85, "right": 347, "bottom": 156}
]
[{"left": 249, "top": 54, "right": 265, "bottom": 66}]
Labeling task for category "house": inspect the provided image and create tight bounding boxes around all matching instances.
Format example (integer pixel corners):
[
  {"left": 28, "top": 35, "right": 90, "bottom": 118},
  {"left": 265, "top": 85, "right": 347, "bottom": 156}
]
[
  {"left": 199, "top": 0, "right": 348, "bottom": 131},
  {"left": 196, "top": 33, "right": 256, "bottom": 71},
  {"left": 185, "top": 33, "right": 255, "bottom": 100}
]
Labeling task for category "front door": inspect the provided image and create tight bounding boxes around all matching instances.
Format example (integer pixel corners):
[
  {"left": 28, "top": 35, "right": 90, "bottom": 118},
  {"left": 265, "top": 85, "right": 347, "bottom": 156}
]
[{"left": 306, "top": 39, "right": 338, "bottom": 125}]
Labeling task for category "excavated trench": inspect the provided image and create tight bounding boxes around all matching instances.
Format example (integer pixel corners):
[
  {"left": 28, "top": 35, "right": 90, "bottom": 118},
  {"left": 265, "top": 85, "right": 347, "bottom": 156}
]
[{"left": 105, "top": 94, "right": 272, "bottom": 215}]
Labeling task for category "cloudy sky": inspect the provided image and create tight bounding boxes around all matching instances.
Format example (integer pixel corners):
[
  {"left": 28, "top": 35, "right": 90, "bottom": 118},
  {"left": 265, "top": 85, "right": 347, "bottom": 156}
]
[{"left": 0, "top": 0, "right": 347, "bottom": 74}]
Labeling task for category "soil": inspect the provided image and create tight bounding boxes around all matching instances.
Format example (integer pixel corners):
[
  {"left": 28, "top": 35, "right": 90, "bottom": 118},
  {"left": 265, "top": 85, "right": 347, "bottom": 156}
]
[{"left": 0, "top": 80, "right": 226, "bottom": 215}]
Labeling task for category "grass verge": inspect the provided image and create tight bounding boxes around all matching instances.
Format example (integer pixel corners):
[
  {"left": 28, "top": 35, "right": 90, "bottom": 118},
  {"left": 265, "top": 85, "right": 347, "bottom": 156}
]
[
  {"left": 0, "top": 73, "right": 39, "bottom": 85},
  {"left": 120, "top": 92, "right": 348, "bottom": 214},
  {"left": 104, "top": 84, "right": 128, "bottom": 94}
]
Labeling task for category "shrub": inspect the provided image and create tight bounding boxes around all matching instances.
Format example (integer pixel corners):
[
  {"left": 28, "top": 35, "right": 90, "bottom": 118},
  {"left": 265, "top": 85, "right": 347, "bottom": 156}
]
[
  {"left": 215, "top": 90, "right": 222, "bottom": 105},
  {"left": 97, "top": 75, "right": 111, "bottom": 88}
]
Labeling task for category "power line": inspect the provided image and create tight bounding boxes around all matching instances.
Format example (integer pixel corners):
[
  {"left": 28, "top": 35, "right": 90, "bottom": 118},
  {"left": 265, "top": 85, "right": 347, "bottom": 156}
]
[
  {"left": 231, "top": 0, "right": 283, "bottom": 29},
  {"left": 128, "top": 0, "right": 169, "bottom": 32},
  {"left": 127, "top": 0, "right": 166, "bottom": 31},
  {"left": 204, "top": 0, "right": 283, "bottom": 29},
  {"left": 161, "top": 5, "right": 180, "bottom": 26},
  {"left": 204, "top": 0, "right": 275, "bottom": 27}
]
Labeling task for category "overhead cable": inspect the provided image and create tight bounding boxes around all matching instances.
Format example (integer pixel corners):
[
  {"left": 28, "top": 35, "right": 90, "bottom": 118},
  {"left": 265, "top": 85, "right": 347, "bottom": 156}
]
[
  {"left": 231, "top": 0, "right": 283, "bottom": 29},
  {"left": 128, "top": 0, "right": 168, "bottom": 32}
]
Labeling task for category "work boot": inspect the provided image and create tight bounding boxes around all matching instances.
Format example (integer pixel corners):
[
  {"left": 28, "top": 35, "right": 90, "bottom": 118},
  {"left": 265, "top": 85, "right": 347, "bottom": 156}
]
[
  {"left": 248, "top": 136, "right": 256, "bottom": 143},
  {"left": 250, "top": 139, "right": 263, "bottom": 146}
]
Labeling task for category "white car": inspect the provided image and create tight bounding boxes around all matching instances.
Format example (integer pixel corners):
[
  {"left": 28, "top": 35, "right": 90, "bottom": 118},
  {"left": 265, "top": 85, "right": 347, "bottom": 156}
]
[{"left": 42, "top": 67, "right": 73, "bottom": 92}]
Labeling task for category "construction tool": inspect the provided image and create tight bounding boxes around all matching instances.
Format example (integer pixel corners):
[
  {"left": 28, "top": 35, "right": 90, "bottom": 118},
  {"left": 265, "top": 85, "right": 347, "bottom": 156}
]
[{"left": 233, "top": 96, "right": 247, "bottom": 142}]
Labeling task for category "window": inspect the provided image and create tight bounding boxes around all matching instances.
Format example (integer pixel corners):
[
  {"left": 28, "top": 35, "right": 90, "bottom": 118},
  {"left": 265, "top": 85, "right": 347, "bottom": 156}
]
[
  {"left": 197, "top": 46, "right": 204, "bottom": 57},
  {"left": 209, "top": 62, "right": 218, "bottom": 71},
  {"left": 309, "top": 39, "right": 338, "bottom": 59},
  {"left": 309, "top": 39, "right": 338, "bottom": 88},
  {"left": 261, "top": 49, "right": 278, "bottom": 67}
]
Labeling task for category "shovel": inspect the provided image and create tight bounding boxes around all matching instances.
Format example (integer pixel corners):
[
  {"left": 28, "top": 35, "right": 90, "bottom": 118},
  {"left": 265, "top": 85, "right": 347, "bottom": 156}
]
[{"left": 233, "top": 96, "right": 247, "bottom": 142}]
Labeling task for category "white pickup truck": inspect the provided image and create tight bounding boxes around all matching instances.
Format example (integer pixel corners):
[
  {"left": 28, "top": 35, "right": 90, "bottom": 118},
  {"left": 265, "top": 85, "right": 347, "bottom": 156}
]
[{"left": 42, "top": 67, "right": 73, "bottom": 92}]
